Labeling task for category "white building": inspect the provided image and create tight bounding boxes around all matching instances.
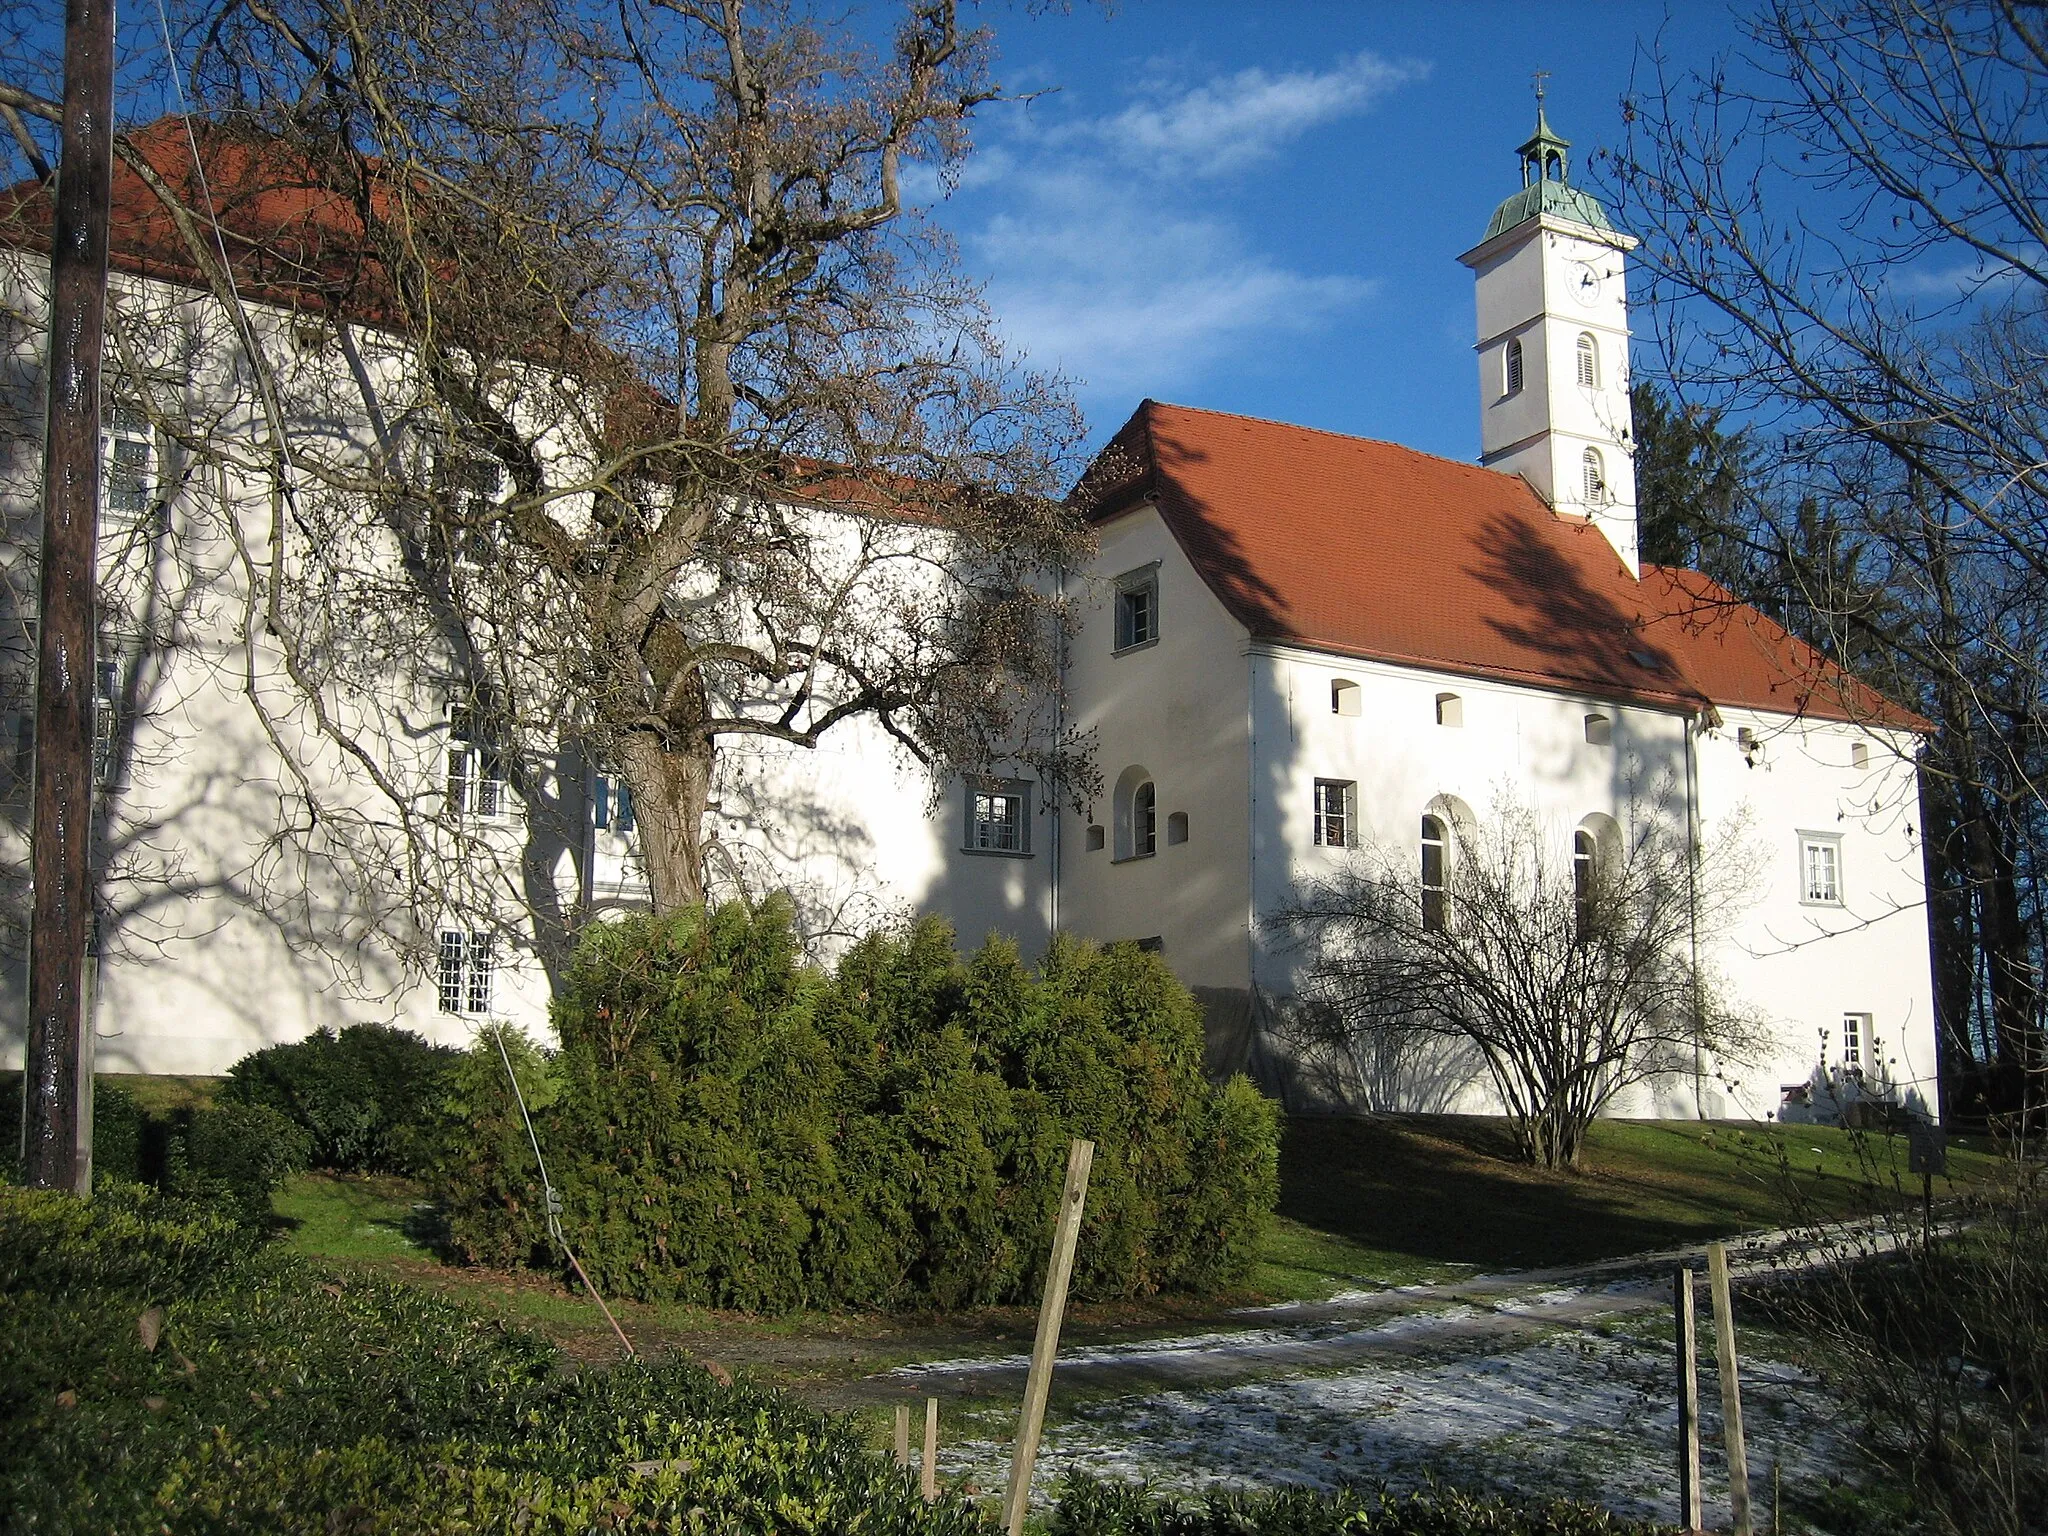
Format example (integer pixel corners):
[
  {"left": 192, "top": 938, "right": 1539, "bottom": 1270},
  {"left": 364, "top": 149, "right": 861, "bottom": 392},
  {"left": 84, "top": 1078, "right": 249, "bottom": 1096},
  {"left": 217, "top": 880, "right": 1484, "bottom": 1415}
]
[{"left": 1, "top": 112, "right": 1941, "bottom": 1121}]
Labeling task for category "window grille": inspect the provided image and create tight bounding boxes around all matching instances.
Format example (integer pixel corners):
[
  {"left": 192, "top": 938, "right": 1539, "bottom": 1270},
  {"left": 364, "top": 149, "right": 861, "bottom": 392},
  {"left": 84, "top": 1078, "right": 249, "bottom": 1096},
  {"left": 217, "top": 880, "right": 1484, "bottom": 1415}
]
[
  {"left": 438, "top": 930, "right": 496, "bottom": 1015},
  {"left": 1133, "top": 780, "right": 1157, "bottom": 856},
  {"left": 447, "top": 710, "right": 506, "bottom": 819},
  {"left": 968, "top": 783, "right": 1029, "bottom": 853},
  {"left": 103, "top": 399, "right": 155, "bottom": 520},
  {"left": 1842, "top": 1011, "right": 1869, "bottom": 1069},
  {"left": 1114, "top": 568, "right": 1159, "bottom": 651},
  {"left": 1313, "top": 779, "right": 1354, "bottom": 848},
  {"left": 1802, "top": 835, "right": 1842, "bottom": 904},
  {"left": 1421, "top": 814, "right": 1448, "bottom": 931}
]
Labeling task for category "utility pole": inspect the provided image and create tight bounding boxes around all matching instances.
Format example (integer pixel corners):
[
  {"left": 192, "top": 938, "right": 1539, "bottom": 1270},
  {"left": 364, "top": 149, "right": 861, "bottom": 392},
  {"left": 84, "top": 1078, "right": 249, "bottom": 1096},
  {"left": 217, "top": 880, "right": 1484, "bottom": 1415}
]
[{"left": 22, "top": 0, "right": 116, "bottom": 1193}]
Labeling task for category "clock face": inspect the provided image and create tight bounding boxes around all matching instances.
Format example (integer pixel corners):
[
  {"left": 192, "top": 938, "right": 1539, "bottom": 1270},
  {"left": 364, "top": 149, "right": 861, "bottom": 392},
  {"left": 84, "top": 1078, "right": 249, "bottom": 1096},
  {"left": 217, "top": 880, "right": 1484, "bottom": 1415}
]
[{"left": 1575, "top": 264, "right": 1604, "bottom": 304}]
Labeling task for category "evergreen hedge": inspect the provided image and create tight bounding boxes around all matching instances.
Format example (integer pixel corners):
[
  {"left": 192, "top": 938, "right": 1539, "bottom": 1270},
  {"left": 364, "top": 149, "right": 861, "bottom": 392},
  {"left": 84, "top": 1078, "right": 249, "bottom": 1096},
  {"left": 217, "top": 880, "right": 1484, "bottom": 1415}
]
[
  {"left": 438, "top": 900, "right": 1280, "bottom": 1312},
  {"left": 221, "top": 1022, "right": 461, "bottom": 1174}
]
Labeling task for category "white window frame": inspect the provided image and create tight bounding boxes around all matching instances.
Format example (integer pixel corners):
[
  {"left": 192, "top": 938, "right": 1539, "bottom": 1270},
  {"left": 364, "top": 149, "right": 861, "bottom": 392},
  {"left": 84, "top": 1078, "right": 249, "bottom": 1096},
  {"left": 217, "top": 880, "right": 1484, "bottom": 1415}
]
[
  {"left": 438, "top": 930, "right": 496, "bottom": 1015},
  {"left": 103, "top": 397, "right": 157, "bottom": 523},
  {"left": 1582, "top": 447, "right": 1607, "bottom": 506},
  {"left": 447, "top": 709, "right": 508, "bottom": 820},
  {"left": 1841, "top": 1010, "right": 1869, "bottom": 1070},
  {"left": 1113, "top": 565, "right": 1160, "bottom": 654},
  {"left": 1800, "top": 832, "right": 1844, "bottom": 906},
  {"left": 92, "top": 658, "right": 120, "bottom": 787},
  {"left": 1421, "top": 813, "right": 1449, "bottom": 932},
  {"left": 1576, "top": 332, "right": 1599, "bottom": 389},
  {"left": 964, "top": 778, "right": 1032, "bottom": 856},
  {"left": 593, "top": 773, "right": 636, "bottom": 833},
  {"left": 1313, "top": 778, "right": 1355, "bottom": 849},
  {"left": 1505, "top": 337, "right": 1524, "bottom": 396}
]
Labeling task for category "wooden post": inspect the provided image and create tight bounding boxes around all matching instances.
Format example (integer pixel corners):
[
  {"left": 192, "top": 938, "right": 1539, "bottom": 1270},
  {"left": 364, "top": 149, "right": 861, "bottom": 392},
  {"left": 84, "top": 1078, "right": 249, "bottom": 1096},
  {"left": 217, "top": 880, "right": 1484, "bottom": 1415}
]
[
  {"left": 1002, "top": 1137, "right": 1094, "bottom": 1536},
  {"left": 922, "top": 1396, "right": 939, "bottom": 1502},
  {"left": 894, "top": 1402, "right": 910, "bottom": 1469},
  {"left": 1676, "top": 1264, "right": 1701, "bottom": 1534},
  {"left": 22, "top": 0, "right": 117, "bottom": 1197},
  {"left": 1707, "top": 1242, "right": 1752, "bottom": 1536}
]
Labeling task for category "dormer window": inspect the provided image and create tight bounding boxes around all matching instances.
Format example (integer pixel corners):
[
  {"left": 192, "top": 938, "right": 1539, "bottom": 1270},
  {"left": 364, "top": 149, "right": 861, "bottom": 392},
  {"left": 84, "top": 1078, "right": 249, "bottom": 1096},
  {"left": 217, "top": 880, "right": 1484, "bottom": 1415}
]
[
  {"left": 1582, "top": 447, "right": 1607, "bottom": 506},
  {"left": 1505, "top": 338, "right": 1524, "bottom": 396},
  {"left": 1576, "top": 332, "right": 1598, "bottom": 388}
]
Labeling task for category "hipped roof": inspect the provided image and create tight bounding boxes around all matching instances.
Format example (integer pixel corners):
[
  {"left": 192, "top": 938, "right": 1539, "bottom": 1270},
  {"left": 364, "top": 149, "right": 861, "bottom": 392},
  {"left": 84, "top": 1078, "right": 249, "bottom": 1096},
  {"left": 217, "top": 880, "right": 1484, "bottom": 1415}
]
[{"left": 1081, "top": 400, "right": 1927, "bottom": 732}]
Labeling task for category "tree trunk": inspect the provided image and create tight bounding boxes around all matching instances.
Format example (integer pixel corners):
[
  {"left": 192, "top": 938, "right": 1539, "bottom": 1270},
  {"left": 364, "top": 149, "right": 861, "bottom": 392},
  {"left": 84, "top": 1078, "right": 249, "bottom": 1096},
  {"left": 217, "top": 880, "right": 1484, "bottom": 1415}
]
[{"left": 616, "top": 731, "right": 712, "bottom": 914}]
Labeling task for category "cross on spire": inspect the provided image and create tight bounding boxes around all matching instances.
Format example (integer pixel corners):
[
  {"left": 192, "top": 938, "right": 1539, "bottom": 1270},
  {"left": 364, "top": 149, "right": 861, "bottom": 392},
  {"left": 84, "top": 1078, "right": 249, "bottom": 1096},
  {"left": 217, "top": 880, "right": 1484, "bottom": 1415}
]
[{"left": 1532, "top": 69, "right": 1550, "bottom": 104}]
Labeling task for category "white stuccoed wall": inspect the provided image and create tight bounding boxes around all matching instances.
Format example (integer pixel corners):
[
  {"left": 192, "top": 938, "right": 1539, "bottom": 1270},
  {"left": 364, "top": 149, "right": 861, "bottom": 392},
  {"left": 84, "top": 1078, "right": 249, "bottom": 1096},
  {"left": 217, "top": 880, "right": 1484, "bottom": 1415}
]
[
  {"left": 1690, "top": 712, "right": 1939, "bottom": 1121},
  {"left": 1055, "top": 504, "right": 1252, "bottom": 1002}
]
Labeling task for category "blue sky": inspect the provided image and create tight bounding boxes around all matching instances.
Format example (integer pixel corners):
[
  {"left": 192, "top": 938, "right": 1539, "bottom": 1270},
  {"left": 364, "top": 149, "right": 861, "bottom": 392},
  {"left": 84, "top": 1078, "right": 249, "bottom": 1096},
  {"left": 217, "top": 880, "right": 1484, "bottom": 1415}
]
[{"left": 920, "top": 2, "right": 1748, "bottom": 459}]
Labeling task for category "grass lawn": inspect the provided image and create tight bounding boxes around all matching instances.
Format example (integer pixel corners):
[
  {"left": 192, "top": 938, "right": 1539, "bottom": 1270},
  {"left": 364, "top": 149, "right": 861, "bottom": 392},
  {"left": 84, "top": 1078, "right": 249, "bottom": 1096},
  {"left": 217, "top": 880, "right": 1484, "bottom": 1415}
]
[{"left": 1277, "top": 1114, "right": 2003, "bottom": 1275}]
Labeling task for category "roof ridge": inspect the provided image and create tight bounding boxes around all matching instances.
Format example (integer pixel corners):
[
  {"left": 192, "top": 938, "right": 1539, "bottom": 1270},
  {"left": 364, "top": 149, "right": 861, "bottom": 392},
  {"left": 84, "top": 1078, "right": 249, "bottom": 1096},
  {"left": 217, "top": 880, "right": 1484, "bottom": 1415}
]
[{"left": 1141, "top": 398, "right": 1518, "bottom": 483}]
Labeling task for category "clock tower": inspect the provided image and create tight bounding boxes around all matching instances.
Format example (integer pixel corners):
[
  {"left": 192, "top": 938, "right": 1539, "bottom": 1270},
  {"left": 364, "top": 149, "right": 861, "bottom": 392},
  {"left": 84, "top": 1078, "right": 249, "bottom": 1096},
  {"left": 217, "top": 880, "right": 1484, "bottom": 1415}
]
[{"left": 1458, "top": 104, "right": 1641, "bottom": 574}]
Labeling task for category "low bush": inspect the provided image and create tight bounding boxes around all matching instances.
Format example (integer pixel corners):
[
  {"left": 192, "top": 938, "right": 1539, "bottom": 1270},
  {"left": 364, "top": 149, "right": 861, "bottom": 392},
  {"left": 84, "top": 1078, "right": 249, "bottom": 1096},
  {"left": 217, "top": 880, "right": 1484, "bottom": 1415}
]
[
  {"left": 438, "top": 900, "right": 1280, "bottom": 1313},
  {"left": 0, "top": 1183, "right": 988, "bottom": 1534},
  {"left": 1047, "top": 1476, "right": 1659, "bottom": 1535},
  {"left": 221, "top": 1022, "right": 461, "bottom": 1174},
  {"left": 0, "top": 1078, "right": 305, "bottom": 1224}
]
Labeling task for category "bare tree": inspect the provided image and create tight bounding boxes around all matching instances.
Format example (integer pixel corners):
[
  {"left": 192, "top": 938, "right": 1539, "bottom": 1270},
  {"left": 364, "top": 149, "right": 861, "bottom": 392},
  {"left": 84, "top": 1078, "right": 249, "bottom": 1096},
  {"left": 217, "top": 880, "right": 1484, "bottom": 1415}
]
[
  {"left": 1272, "top": 789, "right": 1763, "bottom": 1168},
  {"left": 1606, "top": 0, "right": 2048, "bottom": 1118},
  {"left": 1, "top": 1, "right": 1095, "bottom": 998}
]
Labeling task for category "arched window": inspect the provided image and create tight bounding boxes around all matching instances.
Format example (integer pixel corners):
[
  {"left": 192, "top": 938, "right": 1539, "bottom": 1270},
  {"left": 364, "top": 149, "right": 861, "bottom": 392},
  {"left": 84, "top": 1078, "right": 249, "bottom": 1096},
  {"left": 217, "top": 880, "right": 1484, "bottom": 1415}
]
[
  {"left": 1584, "top": 712, "right": 1612, "bottom": 746},
  {"left": 1167, "top": 810, "right": 1190, "bottom": 846},
  {"left": 1113, "top": 766, "right": 1157, "bottom": 861},
  {"left": 1576, "top": 332, "right": 1598, "bottom": 388},
  {"left": 1582, "top": 447, "right": 1606, "bottom": 506},
  {"left": 1505, "top": 337, "right": 1524, "bottom": 395},
  {"left": 1421, "top": 814, "right": 1448, "bottom": 932},
  {"left": 1331, "top": 679, "right": 1361, "bottom": 717},
  {"left": 1573, "top": 829, "right": 1598, "bottom": 941},
  {"left": 1435, "top": 692, "right": 1463, "bottom": 728}
]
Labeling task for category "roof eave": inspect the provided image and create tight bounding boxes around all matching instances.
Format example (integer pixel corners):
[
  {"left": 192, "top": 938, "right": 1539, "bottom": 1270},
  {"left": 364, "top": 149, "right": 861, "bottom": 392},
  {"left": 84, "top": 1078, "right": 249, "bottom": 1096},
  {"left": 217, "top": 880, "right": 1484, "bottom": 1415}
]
[{"left": 1457, "top": 210, "right": 1639, "bottom": 269}]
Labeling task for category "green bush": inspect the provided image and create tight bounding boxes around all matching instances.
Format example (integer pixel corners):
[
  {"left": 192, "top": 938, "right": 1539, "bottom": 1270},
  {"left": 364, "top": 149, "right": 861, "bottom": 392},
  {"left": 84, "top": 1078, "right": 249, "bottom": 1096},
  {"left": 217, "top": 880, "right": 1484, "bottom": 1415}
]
[
  {"left": 221, "top": 1023, "right": 460, "bottom": 1174},
  {"left": 1047, "top": 1475, "right": 1659, "bottom": 1536},
  {"left": 438, "top": 900, "right": 1279, "bottom": 1313},
  {"left": 0, "top": 1183, "right": 989, "bottom": 1534},
  {"left": 1, "top": 1079, "right": 301, "bottom": 1226}
]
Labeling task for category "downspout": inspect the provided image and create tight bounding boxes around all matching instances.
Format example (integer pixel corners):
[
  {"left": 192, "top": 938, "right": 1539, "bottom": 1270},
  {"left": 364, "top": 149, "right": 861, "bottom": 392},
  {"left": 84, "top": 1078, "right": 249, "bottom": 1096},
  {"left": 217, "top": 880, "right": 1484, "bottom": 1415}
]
[
  {"left": 1684, "top": 706, "right": 1706, "bottom": 1119},
  {"left": 1049, "top": 562, "right": 1065, "bottom": 944}
]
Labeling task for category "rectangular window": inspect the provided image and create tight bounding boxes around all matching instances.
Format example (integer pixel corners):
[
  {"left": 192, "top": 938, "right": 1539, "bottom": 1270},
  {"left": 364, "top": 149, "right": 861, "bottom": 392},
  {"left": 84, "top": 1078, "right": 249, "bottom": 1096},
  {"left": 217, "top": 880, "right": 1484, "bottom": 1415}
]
[
  {"left": 1313, "top": 779, "right": 1354, "bottom": 848},
  {"left": 593, "top": 774, "right": 636, "bottom": 833},
  {"left": 93, "top": 659, "right": 120, "bottom": 787},
  {"left": 103, "top": 399, "right": 156, "bottom": 520},
  {"left": 438, "top": 930, "right": 496, "bottom": 1015},
  {"left": 966, "top": 780, "right": 1031, "bottom": 855},
  {"left": 1113, "top": 567, "right": 1159, "bottom": 652},
  {"left": 1841, "top": 1011, "right": 1869, "bottom": 1070},
  {"left": 1800, "top": 833, "right": 1842, "bottom": 905},
  {"left": 447, "top": 710, "right": 506, "bottom": 819}
]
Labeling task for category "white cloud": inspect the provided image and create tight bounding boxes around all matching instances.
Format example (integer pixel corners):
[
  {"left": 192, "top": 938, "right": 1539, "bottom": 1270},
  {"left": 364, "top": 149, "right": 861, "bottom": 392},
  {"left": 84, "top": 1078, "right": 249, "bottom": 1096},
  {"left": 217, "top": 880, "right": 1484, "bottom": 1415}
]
[
  {"left": 930, "top": 53, "right": 1418, "bottom": 410},
  {"left": 1084, "top": 53, "right": 1425, "bottom": 177}
]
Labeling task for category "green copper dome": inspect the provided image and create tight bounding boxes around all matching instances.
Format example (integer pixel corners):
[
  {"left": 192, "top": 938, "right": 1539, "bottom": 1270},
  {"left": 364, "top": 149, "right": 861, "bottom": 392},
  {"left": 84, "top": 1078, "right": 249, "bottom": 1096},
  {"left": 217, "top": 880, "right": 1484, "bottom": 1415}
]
[
  {"left": 1481, "top": 104, "right": 1618, "bottom": 242},
  {"left": 1482, "top": 178, "right": 1617, "bottom": 242}
]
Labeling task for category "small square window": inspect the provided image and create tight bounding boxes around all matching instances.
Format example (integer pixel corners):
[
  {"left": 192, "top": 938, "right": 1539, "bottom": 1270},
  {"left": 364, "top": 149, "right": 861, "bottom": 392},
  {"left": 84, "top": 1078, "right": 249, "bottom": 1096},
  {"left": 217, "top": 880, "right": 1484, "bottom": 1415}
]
[
  {"left": 1800, "top": 833, "right": 1843, "bottom": 905},
  {"left": 1085, "top": 824, "right": 1105, "bottom": 852},
  {"left": 1584, "top": 713, "right": 1613, "bottom": 746},
  {"left": 1435, "top": 692, "right": 1463, "bottom": 728},
  {"left": 1113, "top": 566, "right": 1160, "bottom": 653},
  {"left": 1313, "top": 779, "right": 1355, "bottom": 848},
  {"left": 966, "top": 780, "right": 1031, "bottom": 855},
  {"left": 1331, "top": 680, "right": 1361, "bottom": 716}
]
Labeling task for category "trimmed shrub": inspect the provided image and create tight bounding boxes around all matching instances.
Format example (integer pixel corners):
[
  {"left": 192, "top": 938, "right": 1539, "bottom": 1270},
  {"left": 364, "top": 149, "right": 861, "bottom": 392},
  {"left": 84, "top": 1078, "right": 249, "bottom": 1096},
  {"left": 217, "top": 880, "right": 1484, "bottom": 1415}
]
[
  {"left": 0, "top": 1184, "right": 988, "bottom": 1535},
  {"left": 221, "top": 1023, "right": 460, "bottom": 1174},
  {"left": 1047, "top": 1476, "right": 1660, "bottom": 1535},
  {"left": 438, "top": 900, "right": 1279, "bottom": 1313}
]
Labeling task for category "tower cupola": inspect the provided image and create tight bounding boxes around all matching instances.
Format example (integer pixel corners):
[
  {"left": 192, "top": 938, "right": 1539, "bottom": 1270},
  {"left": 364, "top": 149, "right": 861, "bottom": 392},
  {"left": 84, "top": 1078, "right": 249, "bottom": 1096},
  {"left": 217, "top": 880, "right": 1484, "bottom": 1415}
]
[{"left": 1459, "top": 97, "right": 1643, "bottom": 574}]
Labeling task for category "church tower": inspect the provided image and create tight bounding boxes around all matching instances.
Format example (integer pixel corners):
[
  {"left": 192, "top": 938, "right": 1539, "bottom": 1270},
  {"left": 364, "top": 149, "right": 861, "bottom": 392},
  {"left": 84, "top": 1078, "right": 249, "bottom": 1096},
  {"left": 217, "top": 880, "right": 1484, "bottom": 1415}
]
[{"left": 1458, "top": 102, "right": 1641, "bottom": 574}]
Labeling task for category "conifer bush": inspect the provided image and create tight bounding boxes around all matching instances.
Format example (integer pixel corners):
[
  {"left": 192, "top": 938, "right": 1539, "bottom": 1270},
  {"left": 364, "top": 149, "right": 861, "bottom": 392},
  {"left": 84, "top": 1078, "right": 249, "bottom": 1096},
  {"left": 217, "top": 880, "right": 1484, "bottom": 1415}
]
[
  {"left": 438, "top": 900, "right": 1279, "bottom": 1312},
  {"left": 221, "top": 1022, "right": 461, "bottom": 1174}
]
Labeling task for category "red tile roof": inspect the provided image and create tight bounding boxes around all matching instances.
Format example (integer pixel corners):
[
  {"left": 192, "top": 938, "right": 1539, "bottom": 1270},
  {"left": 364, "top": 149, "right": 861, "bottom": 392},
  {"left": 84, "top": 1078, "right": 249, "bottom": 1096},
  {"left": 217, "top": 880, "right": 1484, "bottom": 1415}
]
[{"left": 1081, "top": 400, "right": 1926, "bottom": 731}]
